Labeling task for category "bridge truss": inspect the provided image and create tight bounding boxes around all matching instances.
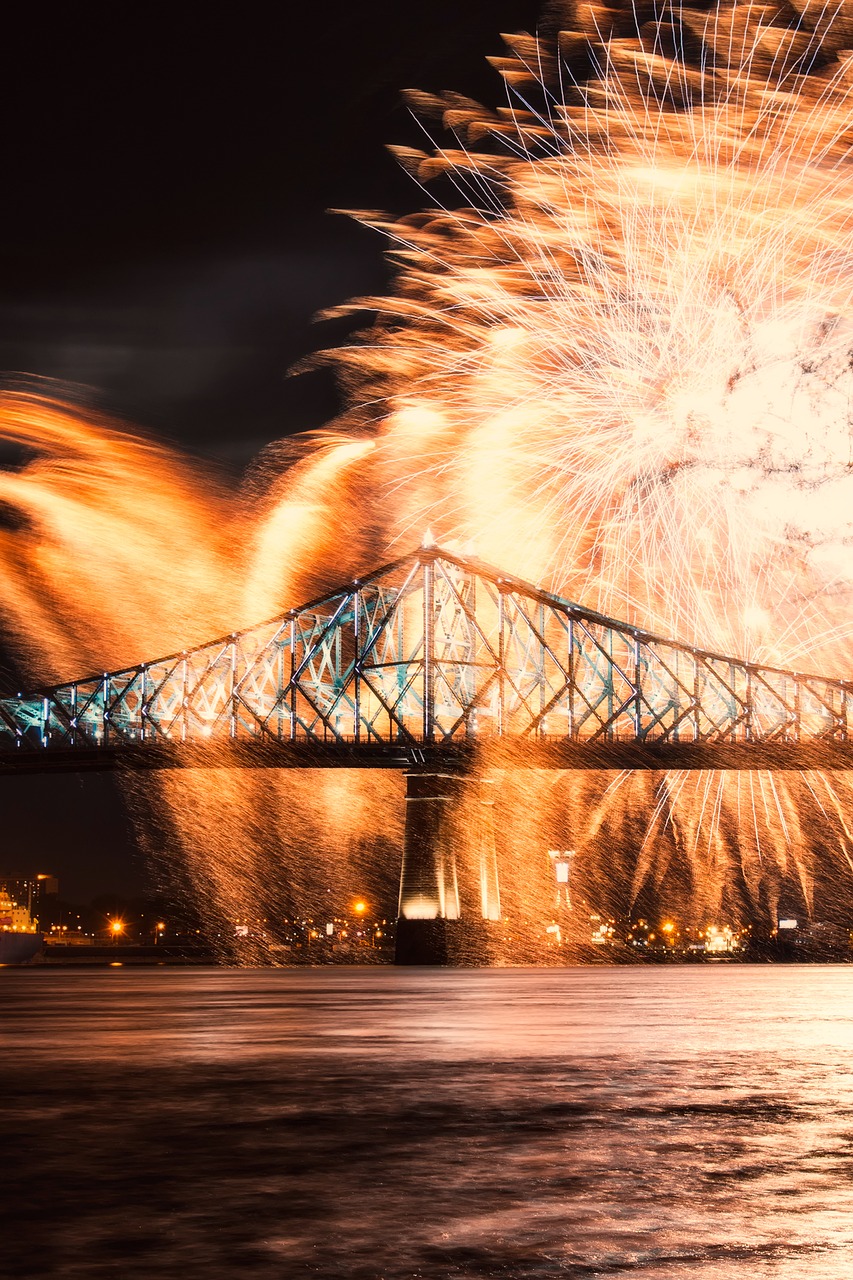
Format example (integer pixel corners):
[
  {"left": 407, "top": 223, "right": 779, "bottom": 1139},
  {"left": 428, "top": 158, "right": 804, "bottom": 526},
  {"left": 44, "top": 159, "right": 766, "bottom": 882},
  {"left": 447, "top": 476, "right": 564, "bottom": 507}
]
[{"left": 2, "top": 545, "right": 853, "bottom": 773}]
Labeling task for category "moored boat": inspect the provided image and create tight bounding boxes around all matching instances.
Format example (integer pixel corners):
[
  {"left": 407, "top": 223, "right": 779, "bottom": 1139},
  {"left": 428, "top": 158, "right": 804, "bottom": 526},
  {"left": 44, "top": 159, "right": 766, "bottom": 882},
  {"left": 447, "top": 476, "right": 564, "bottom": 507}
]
[{"left": 0, "top": 887, "right": 43, "bottom": 964}]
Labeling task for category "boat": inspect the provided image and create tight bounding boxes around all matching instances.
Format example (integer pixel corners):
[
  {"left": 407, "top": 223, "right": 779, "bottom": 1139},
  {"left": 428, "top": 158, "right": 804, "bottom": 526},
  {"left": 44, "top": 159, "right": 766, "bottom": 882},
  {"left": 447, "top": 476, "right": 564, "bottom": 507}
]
[{"left": 0, "top": 887, "right": 43, "bottom": 963}]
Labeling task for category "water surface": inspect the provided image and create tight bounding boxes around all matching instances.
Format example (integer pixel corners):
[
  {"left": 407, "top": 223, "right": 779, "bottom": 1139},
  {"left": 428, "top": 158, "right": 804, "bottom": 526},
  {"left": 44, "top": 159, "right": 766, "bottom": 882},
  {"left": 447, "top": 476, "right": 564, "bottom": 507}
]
[{"left": 4, "top": 966, "right": 853, "bottom": 1278}]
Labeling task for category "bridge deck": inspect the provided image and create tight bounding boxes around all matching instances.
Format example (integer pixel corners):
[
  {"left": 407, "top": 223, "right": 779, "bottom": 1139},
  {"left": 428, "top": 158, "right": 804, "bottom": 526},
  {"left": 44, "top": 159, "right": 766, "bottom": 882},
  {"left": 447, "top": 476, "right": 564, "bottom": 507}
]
[{"left": 3, "top": 738, "right": 853, "bottom": 774}]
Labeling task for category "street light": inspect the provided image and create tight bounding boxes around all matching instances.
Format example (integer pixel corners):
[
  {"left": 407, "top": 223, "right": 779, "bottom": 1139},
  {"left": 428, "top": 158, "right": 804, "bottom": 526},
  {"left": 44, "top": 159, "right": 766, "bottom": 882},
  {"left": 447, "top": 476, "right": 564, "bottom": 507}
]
[
  {"left": 110, "top": 920, "right": 124, "bottom": 945},
  {"left": 154, "top": 922, "right": 165, "bottom": 945}
]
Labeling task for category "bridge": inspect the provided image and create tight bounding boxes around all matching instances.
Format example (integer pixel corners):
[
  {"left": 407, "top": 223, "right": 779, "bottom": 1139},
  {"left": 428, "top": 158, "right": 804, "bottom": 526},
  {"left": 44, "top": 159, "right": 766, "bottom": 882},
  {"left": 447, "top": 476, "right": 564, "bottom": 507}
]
[{"left": 2, "top": 544, "right": 852, "bottom": 960}]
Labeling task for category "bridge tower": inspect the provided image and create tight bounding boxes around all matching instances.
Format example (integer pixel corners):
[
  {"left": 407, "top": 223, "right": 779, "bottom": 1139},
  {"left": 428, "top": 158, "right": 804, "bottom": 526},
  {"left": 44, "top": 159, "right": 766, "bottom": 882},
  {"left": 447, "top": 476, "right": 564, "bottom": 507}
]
[{"left": 395, "top": 772, "right": 501, "bottom": 964}]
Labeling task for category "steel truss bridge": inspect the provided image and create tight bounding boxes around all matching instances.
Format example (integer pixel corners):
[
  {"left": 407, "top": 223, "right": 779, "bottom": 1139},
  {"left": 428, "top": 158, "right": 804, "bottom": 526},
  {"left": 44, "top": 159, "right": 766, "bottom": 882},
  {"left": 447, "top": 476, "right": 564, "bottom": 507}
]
[{"left": 2, "top": 543, "right": 853, "bottom": 775}]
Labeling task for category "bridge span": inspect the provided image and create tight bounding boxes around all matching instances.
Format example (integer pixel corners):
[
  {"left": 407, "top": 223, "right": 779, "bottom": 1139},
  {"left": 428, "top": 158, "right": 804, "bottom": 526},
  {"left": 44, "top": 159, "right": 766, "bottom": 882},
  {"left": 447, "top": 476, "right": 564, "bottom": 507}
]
[{"left": 3, "top": 545, "right": 852, "bottom": 960}]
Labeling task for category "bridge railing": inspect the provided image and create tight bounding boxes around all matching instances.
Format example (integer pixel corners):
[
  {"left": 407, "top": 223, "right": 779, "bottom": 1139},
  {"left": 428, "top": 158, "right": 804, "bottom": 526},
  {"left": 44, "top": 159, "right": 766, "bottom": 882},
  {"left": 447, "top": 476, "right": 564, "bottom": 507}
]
[{"left": 0, "top": 547, "right": 850, "bottom": 756}]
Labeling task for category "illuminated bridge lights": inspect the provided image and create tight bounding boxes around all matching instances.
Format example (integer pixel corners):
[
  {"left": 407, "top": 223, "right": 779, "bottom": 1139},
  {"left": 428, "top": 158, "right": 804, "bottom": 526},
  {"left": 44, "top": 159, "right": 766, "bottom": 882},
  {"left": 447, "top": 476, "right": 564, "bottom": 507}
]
[{"left": 1, "top": 545, "right": 852, "bottom": 773}]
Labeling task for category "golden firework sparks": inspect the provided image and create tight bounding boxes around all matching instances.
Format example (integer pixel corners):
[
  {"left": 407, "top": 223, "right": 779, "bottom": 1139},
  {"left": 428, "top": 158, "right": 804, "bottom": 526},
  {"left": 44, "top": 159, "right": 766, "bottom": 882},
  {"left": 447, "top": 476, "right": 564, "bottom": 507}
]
[{"left": 3, "top": 3, "right": 853, "bottom": 945}]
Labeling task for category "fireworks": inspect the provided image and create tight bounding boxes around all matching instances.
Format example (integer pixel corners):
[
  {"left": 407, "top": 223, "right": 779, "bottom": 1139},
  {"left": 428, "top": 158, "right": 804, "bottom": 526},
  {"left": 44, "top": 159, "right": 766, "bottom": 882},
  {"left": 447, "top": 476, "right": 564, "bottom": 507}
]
[
  {"left": 319, "top": 0, "right": 853, "bottom": 925},
  {"left": 4, "top": 1, "right": 853, "bottom": 940},
  {"left": 326, "top": 0, "right": 853, "bottom": 676}
]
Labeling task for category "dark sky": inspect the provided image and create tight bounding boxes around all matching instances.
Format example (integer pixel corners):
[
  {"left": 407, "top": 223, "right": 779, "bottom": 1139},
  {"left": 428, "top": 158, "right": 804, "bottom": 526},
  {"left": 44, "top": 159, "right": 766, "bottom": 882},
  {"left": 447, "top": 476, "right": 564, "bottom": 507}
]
[
  {"left": 0, "top": 1, "right": 542, "bottom": 901},
  {"left": 1, "top": 1, "right": 541, "bottom": 467}
]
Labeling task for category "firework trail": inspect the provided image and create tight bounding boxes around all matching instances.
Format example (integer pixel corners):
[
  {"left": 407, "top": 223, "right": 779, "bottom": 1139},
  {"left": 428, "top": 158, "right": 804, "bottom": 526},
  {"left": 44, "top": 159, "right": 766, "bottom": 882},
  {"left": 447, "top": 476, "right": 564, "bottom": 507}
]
[
  {"left": 317, "top": 0, "right": 853, "bottom": 926},
  {"left": 3, "top": 1, "right": 853, "bottom": 943},
  {"left": 329, "top": 1, "right": 853, "bottom": 662}
]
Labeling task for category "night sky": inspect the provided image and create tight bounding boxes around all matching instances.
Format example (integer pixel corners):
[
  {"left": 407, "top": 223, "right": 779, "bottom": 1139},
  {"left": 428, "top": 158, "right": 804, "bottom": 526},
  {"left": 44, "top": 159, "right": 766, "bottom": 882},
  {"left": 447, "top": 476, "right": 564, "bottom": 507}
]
[
  {"left": 2, "top": 2, "right": 541, "bottom": 465},
  {"left": 0, "top": 2, "right": 542, "bottom": 900}
]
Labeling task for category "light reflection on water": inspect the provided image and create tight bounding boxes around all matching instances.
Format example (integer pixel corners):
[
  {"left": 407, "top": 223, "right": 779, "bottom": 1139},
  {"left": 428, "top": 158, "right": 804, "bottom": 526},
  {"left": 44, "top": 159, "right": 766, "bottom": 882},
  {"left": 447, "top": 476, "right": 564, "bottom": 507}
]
[{"left": 4, "top": 966, "right": 853, "bottom": 1278}]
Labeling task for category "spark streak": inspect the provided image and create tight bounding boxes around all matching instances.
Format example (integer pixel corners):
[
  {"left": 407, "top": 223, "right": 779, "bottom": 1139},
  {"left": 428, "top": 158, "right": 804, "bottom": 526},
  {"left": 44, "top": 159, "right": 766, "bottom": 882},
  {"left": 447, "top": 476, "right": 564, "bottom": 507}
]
[
  {"left": 2, "top": 2, "right": 853, "bottom": 940},
  {"left": 317, "top": 0, "right": 853, "bottom": 925}
]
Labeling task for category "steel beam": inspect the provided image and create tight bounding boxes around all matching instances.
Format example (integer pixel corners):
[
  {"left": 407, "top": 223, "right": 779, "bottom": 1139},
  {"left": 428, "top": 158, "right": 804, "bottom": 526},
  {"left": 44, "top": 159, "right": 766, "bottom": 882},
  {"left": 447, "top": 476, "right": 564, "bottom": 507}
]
[{"left": 2, "top": 546, "right": 853, "bottom": 773}]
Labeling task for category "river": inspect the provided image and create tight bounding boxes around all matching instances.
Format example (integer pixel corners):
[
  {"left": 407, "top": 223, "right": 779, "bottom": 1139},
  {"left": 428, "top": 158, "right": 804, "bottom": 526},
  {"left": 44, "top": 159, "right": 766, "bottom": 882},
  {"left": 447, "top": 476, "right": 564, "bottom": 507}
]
[{"left": 3, "top": 966, "right": 853, "bottom": 1278}]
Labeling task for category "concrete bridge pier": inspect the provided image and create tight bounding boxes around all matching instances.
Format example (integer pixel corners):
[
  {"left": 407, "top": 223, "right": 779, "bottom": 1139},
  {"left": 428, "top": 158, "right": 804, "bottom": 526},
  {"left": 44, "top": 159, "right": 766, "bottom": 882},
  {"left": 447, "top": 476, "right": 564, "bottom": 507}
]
[{"left": 394, "top": 772, "right": 501, "bottom": 965}]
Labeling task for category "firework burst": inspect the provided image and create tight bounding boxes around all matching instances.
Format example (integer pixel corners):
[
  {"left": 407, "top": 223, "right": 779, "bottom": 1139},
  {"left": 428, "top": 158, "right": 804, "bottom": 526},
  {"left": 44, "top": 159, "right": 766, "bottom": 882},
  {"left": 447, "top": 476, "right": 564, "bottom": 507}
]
[
  {"left": 2, "top": 2, "right": 853, "bottom": 941},
  {"left": 326, "top": 0, "right": 853, "bottom": 670},
  {"left": 312, "top": 0, "right": 853, "bottom": 925}
]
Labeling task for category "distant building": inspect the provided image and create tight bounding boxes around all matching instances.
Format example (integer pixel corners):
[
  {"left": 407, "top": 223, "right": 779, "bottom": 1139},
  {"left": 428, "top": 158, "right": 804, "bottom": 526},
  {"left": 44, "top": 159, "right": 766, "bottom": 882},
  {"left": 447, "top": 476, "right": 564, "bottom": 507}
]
[
  {"left": 0, "top": 872, "right": 58, "bottom": 927},
  {"left": 704, "top": 925, "right": 738, "bottom": 953}
]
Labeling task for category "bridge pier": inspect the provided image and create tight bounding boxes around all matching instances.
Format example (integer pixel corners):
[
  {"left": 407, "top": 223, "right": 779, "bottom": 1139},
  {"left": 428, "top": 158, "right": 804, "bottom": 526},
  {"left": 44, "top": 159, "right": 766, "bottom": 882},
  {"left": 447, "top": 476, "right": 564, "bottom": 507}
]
[{"left": 395, "top": 772, "right": 501, "bottom": 965}]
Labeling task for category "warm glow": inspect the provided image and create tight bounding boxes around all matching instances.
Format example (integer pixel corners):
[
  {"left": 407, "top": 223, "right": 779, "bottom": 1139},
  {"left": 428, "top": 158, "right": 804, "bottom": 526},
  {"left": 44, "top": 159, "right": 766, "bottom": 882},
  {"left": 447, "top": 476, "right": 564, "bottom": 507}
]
[
  {"left": 742, "top": 606, "right": 770, "bottom": 633},
  {"left": 0, "top": 1, "right": 852, "bottom": 953}
]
